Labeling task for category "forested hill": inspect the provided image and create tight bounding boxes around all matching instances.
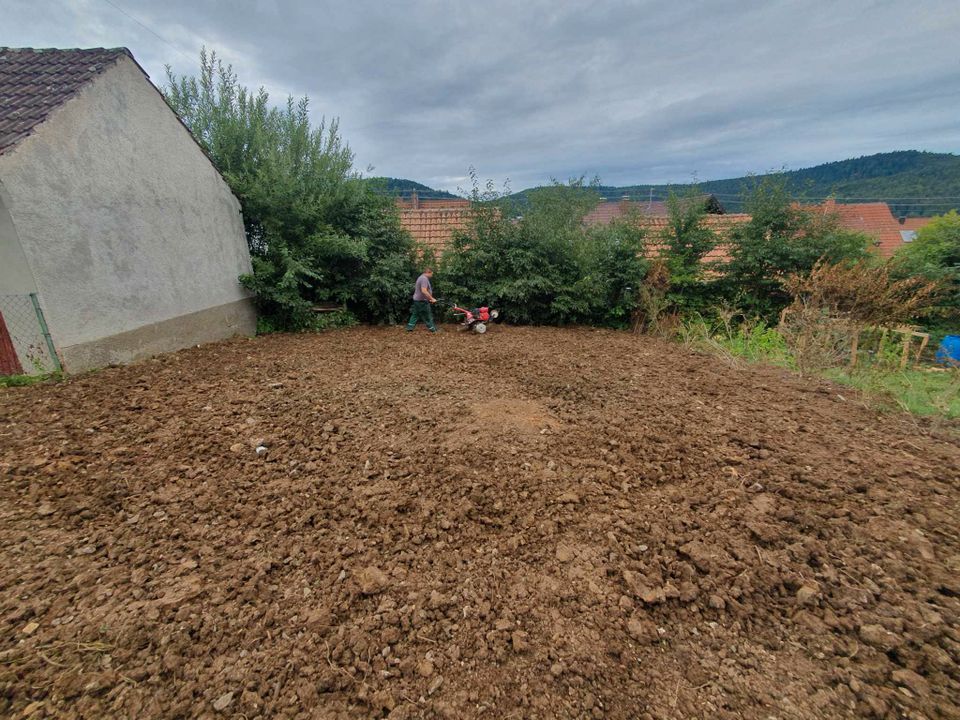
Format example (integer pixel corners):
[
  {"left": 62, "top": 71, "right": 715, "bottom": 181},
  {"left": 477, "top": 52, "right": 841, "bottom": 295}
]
[
  {"left": 364, "top": 177, "right": 459, "bottom": 200},
  {"left": 519, "top": 151, "right": 960, "bottom": 217}
]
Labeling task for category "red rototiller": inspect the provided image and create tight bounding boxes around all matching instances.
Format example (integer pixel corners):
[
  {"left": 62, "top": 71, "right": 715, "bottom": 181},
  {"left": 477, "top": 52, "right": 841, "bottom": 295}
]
[{"left": 440, "top": 301, "right": 500, "bottom": 334}]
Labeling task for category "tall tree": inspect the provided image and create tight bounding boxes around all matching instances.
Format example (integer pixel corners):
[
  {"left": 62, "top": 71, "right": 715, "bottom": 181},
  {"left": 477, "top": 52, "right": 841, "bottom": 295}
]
[
  {"left": 894, "top": 210, "right": 960, "bottom": 321},
  {"left": 164, "top": 50, "right": 417, "bottom": 329},
  {"left": 724, "top": 176, "right": 870, "bottom": 318}
]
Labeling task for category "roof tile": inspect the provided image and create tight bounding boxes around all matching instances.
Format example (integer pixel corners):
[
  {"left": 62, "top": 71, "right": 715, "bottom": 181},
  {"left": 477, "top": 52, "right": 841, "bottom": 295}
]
[
  {"left": 583, "top": 199, "right": 669, "bottom": 225},
  {"left": 399, "top": 206, "right": 480, "bottom": 253},
  {"left": 808, "top": 199, "right": 904, "bottom": 257},
  {"left": 0, "top": 47, "right": 129, "bottom": 155}
]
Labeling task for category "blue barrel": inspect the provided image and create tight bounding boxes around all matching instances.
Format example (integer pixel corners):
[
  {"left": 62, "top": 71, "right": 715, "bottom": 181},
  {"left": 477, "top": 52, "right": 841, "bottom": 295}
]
[{"left": 936, "top": 335, "right": 960, "bottom": 365}]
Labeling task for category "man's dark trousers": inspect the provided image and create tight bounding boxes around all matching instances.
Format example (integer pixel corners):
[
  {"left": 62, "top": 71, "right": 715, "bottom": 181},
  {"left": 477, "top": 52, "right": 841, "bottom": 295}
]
[{"left": 406, "top": 301, "right": 436, "bottom": 331}]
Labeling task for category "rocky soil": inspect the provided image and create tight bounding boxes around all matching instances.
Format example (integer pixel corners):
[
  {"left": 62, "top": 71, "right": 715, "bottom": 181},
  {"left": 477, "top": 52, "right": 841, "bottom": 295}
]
[{"left": 1, "top": 326, "right": 958, "bottom": 719}]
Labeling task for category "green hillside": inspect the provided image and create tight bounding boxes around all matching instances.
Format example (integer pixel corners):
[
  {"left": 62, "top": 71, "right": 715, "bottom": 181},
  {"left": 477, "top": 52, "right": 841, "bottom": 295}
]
[
  {"left": 520, "top": 151, "right": 960, "bottom": 217},
  {"left": 364, "top": 177, "right": 458, "bottom": 200}
]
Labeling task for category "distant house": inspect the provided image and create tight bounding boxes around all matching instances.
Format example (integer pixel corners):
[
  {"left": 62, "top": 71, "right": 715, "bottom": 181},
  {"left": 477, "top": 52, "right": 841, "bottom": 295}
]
[
  {"left": 397, "top": 192, "right": 480, "bottom": 256},
  {"left": 895, "top": 216, "right": 934, "bottom": 245},
  {"left": 583, "top": 198, "right": 670, "bottom": 225},
  {"left": 0, "top": 47, "right": 255, "bottom": 373},
  {"left": 638, "top": 214, "right": 752, "bottom": 265},
  {"left": 396, "top": 193, "right": 471, "bottom": 211},
  {"left": 582, "top": 195, "right": 725, "bottom": 226},
  {"left": 809, "top": 199, "right": 905, "bottom": 257}
]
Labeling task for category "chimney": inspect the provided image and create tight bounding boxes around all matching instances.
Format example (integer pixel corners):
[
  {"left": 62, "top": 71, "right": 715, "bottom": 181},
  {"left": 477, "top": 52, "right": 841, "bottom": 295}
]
[
  {"left": 619, "top": 194, "right": 631, "bottom": 213},
  {"left": 899, "top": 215, "right": 906, "bottom": 225},
  {"left": 410, "top": 191, "right": 419, "bottom": 210}
]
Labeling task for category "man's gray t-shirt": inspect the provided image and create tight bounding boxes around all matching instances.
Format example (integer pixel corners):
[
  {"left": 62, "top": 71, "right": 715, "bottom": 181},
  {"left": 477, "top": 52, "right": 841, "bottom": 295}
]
[{"left": 413, "top": 273, "right": 432, "bottom": 301}]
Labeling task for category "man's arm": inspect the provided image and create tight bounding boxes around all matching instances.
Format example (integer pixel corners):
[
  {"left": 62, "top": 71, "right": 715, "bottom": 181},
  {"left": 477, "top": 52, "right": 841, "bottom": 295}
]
[{"left": 420, "top": 283, "right": 436, "bottom": 303}]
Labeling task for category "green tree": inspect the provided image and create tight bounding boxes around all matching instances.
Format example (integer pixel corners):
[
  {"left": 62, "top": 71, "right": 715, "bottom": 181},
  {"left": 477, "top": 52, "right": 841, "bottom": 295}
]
[
  {"left": 894, "top": 210, "right": 960, "bottom": 323},
  {"left": 164, "top": 50, "right": 417, "bottom": 330},
  {"left": 439, "top": 176, "right": 646, "bottom": 326},
  {"left": 723, "top": 176, "right": 870, "bottom": 318},
  {"left": 895, "top": 211, "right": 960, "bottom": 279},
  {"left": 562, "top": 218, "right": 648, "bottom": 326},
  {"left": 657, "top": 191, "right": 722, "bottom": 314}
]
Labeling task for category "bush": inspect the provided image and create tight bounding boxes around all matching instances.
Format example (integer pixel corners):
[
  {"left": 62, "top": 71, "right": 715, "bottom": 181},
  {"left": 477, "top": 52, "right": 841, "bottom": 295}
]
[
  {"left": 784, "top": 259, "right": 943, "bottom": 326},
  {"left": 438, "top": 177, "right": 647, "bottom": 327},
  {"left": 633, "top": 259, "right": 672, "bottom": 334},
  {"left": 893, "top": 210, "right": 960, "bottom": 327},
  {"left": 779, "top": 259, "right": 943, "bottom": 373},
  {"left": 164, "top": 50, "right": 418, "bottom": 331},
  {"left": 657, "top": 190, "right": 725, "bottom": 317},
  {"left": 722, "top": 175, "right": 871, "bottom": 319}
]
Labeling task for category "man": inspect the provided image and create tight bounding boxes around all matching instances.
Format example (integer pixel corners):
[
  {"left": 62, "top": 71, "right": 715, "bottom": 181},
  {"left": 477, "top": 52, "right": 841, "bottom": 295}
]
[{"left": 406, "top": 267, "right": 438, "bottom": 332}]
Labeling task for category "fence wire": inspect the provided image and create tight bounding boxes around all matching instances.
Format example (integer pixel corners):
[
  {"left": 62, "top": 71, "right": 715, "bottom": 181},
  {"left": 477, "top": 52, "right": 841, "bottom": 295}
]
[{"left": 0, "top": 294, "right": 60, "bottom": 375}]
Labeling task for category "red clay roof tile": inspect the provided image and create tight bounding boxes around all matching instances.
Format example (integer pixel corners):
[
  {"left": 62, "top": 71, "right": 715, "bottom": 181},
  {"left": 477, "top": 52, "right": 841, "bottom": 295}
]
[
  {"left": 807, "top": 199, "right": 904, "bottom": 257},
  {"left": 399, "top": 206, "right": 480, "bottom": 253}
]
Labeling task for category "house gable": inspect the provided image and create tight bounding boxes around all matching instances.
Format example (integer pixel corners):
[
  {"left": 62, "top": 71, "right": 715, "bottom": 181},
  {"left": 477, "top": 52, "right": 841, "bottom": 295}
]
[
  {"left": 0, "top": 50, "right": 254, "bottom": 366},
  {"left": 0, "top": 47, "right": 129, "bottom": 156}
]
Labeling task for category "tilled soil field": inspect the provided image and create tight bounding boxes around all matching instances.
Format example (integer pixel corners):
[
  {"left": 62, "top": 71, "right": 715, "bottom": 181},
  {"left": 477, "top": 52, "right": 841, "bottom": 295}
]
[{"left": 1, "top": 326, "right": 959, "bottom": 719}]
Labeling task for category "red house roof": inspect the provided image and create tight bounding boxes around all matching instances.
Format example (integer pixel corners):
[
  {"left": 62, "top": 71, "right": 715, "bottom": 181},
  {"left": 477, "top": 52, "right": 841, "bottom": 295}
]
[
  {"left": 638, "top": 214, "right": 752, "bottom": 265},
  {"left": 399, "top": 206, "right": 480, "bottom": 254},
  {"left": 898, "top": 217, "right": 933, "bottom": 232},
  {"left": 583, "top": 199, "right": 669, "bottom": 225},
  {"left": 395, "top": 193, "right": 470, "bottom": 210},
  {"left": 809, "top": 199, "right": 904, "bottom": 257}
]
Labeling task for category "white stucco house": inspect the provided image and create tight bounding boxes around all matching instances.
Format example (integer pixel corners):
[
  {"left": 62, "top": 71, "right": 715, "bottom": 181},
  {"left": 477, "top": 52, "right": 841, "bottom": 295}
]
[{"left": 0, "top": 47, "right": 255, "bottom": 374}]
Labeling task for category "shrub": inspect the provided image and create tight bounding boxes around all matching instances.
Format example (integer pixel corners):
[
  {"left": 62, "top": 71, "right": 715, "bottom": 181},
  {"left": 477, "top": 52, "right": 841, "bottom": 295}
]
[
  {"left": 164, "top": 50, "right": 418, "bottom": 331},
  {"left": 893, "top": 210, "right": 960, "bottom": 329},
  {"left": 657, "top": 191, "right": 726, "bottom": 317},
  {"left": 783, "top": 259, "right": 943, "bottom": 327},
  {"left": 439, "top": 177, "right": 647, "bottom": 327},
  {"left": 779, "top": 259, "right": 943, "bottom": 373},
  {"left": 633, "top": 258, "right": 671, "bottom": 334},
  {"left": 722, "top": 175, "right": 871, "bottom": 319}
]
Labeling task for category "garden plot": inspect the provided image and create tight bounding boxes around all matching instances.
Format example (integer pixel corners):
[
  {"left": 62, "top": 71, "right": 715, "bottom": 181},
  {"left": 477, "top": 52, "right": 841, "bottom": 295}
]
[{"left": 1, "top": 327, "right": 958, "bottom": 719}]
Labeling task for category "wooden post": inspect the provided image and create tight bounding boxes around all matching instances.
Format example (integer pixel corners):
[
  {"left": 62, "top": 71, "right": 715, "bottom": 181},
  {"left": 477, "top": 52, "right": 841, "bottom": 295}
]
[
  {"left": 915, "top": 333, "right": 929, "bottom": 365},
  {"left": 849, "top": 331, "right": 859, "bottom": 368},
  {"left": 900, "top": 330, "right": 910, "bottom": 370}
]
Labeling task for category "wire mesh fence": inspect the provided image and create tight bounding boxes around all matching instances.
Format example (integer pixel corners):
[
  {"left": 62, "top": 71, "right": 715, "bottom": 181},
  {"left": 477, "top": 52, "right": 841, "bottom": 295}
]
[{"left": 0, "top": 293, "right": 61, "bottom": 375}]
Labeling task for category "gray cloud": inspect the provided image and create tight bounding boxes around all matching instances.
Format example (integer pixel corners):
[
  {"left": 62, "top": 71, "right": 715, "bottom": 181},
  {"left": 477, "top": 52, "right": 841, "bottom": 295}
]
[{"left": 4, "top": 0, "right": 959, "bottom": 192}]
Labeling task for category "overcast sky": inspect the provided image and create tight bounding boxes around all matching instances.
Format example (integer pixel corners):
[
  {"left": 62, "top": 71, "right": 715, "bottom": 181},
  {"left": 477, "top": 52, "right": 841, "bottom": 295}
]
[{"left": 4, "top": 0, "right": 959, "bottom": 192}]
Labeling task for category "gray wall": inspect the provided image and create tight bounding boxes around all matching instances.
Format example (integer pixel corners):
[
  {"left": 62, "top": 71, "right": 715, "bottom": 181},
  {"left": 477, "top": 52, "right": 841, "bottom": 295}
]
[
  {"left": 0, "top": 183, "right": 37, "bottom": 295},
  {"left": 0, "top": 56, "right": 255, "bottom": 372}
]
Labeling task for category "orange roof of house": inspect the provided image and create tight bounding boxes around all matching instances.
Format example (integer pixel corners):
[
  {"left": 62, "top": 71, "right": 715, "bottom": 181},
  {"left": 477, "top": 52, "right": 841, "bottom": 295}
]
[
  {"left": 399, "top": 207, "right": 478, "bottom": 254},
  {"left": 898, "top": 217, "right": 933, "bottom": 232},
  {"left": 636, "top": 213, "right": 751, "bottom": 234},
  {"left": 638, "top": 214, "right": 751, "bottom": 265},
  {"left": 396, "top": 196, "right": 471, "bottom": 210},
  {"left": 583, "top": 199, "right": 669, "bottom": 225},
  {"left": 807, "top": 199, "right": 904, "bottom": 257}
]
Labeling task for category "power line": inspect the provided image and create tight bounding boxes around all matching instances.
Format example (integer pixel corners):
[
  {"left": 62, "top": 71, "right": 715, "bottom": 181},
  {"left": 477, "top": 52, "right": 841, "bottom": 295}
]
[
  {"left": 386, "top": 187, "right": 960, "bottom": 207},
  {"left": 390, "top": 189, "right": 960, "bottom": 204},
  {"left": 594, "top": 191, "right": 960, "bottom": 201},
  {"left": 100, "top": 0, "right": 197, "bottom": 67},
  {"left": 694, "top": 193, "right": 960, "bottom": 201}
]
